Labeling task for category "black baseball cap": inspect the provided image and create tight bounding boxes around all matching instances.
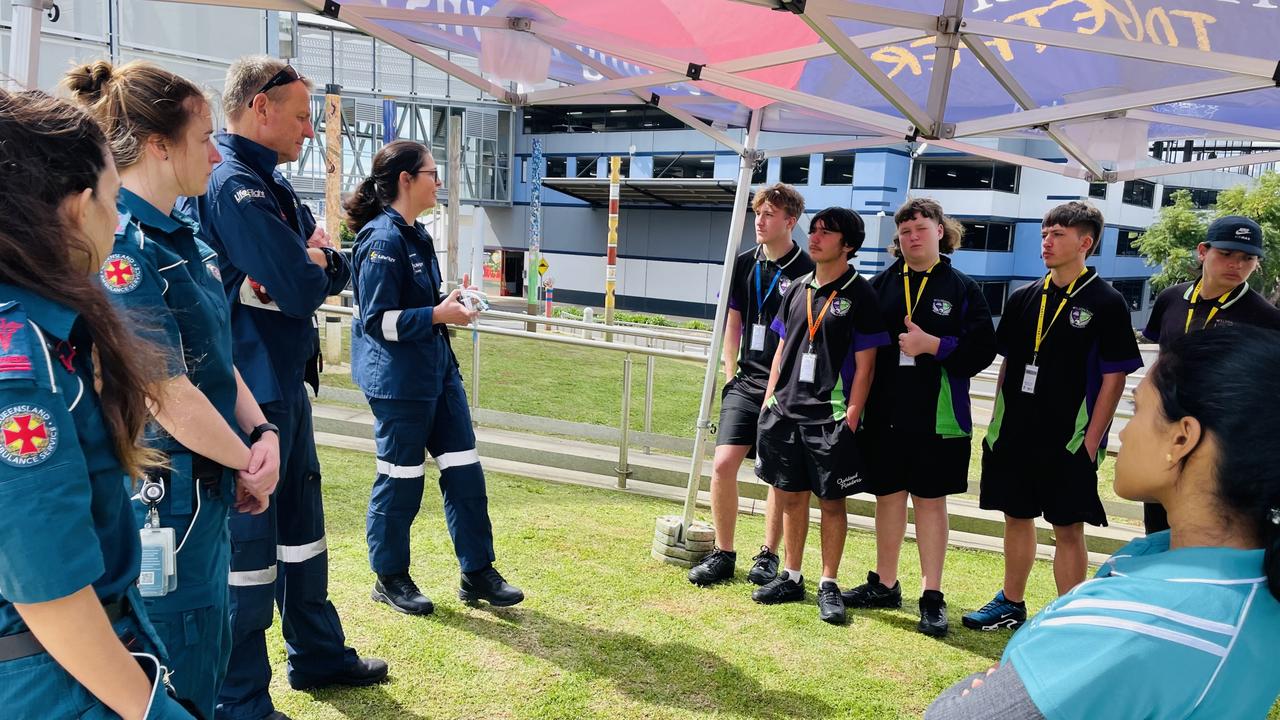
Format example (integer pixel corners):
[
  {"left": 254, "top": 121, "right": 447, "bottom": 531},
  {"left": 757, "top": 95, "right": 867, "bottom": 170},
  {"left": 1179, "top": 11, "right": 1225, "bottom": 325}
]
[{"left": 1204, "top": 215, "right": 1265, "bottom": 257}]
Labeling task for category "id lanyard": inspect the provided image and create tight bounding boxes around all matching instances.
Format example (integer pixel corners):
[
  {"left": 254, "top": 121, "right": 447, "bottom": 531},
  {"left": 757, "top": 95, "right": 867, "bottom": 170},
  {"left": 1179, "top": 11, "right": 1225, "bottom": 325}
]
[
  {"left": 902, "top": 260, "right": 940, "bottom": 321},
  {"left": 749, "top": 248, "right": 792, "bottom": 353},
  {"left": 801, "top": 273, "right": 857, "bottom": 382},
  {"left": 1184, "top": 279, "right": 1239, "bottom": 333},
  {"left": 1032, "top": 267, "right": 1086, "bottom": 365}
]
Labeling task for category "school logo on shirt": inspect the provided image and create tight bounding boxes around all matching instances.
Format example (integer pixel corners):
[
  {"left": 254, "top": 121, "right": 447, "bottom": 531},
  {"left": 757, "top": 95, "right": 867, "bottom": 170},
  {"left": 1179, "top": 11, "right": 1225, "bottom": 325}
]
[
  {"left": 779, "top": 277, "right": 793, "bottom": 295},
  {"left": 829, "top": 297, "right": 852, "bottom": 317},
  {"left": 932, "top": 299, "right": 953, "bottom": 316},
  {"left": 369, "top": 250, "right": 396, "bottom": 264},
  {"left": 1069, "top": 307, "right": 1094, "bottom": 329},
  {"left": 233, "top": 187, "right": 267, "bottom": 204},
  {"left": 100, "top": 254, "right": 142, "bottom": 294},
  {"left": 205, "top": 262, "right": 221, "bottom": 282},
  {"left": 0, "top": 404, "right": 58, "bottom": 467}
]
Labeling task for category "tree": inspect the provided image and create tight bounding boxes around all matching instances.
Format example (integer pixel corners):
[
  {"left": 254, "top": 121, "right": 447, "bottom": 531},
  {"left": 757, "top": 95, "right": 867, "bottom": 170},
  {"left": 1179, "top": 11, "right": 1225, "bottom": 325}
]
[{"left": 1135, "top": 172, "right": 1280, "bottom": 299}]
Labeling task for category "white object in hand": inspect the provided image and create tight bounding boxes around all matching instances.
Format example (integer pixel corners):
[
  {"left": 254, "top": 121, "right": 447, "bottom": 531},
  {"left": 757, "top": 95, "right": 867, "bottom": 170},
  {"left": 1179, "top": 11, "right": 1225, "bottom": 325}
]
[{"left": 459, "top": 288, "right": 490, "bottom": 312}]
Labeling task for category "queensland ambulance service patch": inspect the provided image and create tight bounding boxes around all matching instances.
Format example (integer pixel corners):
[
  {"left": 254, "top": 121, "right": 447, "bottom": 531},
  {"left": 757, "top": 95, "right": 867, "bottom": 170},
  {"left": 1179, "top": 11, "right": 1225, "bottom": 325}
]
[
  {"left": 0, "top": 404, "right": 58, "bottom": 467},
  {"left": 101, "top": 254, "right": 142, "bottom": 294}
]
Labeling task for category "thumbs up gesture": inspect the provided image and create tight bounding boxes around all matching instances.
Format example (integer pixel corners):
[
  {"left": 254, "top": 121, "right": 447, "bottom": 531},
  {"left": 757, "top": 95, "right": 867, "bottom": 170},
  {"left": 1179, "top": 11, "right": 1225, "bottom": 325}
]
[{"left": 898, "top": 315, "right": 941, "bottom": 358}]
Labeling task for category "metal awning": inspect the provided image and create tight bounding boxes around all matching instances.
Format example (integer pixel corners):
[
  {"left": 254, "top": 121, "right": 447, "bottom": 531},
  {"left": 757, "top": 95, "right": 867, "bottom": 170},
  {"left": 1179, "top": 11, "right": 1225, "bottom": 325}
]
[{"left": 543, "top": 177, "right": 741, "bottom": 208}]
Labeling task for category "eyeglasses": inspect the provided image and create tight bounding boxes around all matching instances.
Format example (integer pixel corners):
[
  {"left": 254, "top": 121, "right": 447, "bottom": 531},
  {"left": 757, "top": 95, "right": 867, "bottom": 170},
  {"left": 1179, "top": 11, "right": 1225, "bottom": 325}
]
[
  {"left": 411, "top": 168, "right": 440, "bottom": 181},
  {"left": 249, "top": 65, "right": 304, "bottom": 107}
]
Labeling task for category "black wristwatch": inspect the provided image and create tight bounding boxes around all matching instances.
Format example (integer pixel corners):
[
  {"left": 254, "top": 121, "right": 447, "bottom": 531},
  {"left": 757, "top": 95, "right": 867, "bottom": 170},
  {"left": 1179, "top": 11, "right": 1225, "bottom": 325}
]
[
  {"left": 320, "top": 246, "right": 340, "bottom": 276},
  {"left": 249, "top": 422, "right": 280, "bottom": 444}
]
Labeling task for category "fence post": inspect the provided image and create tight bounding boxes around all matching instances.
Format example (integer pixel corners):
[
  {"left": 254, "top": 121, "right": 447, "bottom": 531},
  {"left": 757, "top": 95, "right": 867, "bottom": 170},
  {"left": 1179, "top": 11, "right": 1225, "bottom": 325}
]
[
  {"left": 643, "top": 342, "right": 655, "bottom": 455},
  {"left": 617, "top": 352, "right": 633, "bottom": 489},
  {"left": 470, "top": 323, "right": 481, "bottom": 415}
]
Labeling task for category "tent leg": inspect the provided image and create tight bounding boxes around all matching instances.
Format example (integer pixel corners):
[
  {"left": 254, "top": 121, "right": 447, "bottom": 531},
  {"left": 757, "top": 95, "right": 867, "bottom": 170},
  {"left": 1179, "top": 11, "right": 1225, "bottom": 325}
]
[
  {"left": 678, "top": 110, "right": 762, "bottom": 532},
  {"left": 8, "top": 0, "right": 49, "bottom": 91}
]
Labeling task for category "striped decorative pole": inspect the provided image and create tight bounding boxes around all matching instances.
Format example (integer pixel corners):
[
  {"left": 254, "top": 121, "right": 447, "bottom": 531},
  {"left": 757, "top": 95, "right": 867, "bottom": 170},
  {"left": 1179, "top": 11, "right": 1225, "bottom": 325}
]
[{"left": 605, "top": 156, "right": 621, "bottom": 340}]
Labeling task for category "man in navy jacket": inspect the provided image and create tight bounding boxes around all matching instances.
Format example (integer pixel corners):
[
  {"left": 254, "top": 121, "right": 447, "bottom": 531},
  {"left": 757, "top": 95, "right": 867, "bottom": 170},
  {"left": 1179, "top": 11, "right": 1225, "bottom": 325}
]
[{"left": 182, "top": 56, "right": 387, "bottom": 720}]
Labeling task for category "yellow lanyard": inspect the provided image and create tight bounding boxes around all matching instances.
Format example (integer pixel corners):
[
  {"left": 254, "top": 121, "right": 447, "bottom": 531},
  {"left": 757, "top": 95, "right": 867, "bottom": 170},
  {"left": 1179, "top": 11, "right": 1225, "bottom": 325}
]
[
  {"left": 1034, "top": 267, "right": 1086, "bottom": 362},
  {"left": 1183, "top": 279, "right": 1239, "bottom": 333},
  {"left": 903, "top": 259, "right": 940, "bottom": 321}
]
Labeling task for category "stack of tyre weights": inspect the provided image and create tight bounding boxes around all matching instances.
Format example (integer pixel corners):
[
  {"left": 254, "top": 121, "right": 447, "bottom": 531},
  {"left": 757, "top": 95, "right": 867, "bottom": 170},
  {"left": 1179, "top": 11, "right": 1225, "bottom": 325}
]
[{"left": 651, "top": 515, "right": 715, "bottom": 568}]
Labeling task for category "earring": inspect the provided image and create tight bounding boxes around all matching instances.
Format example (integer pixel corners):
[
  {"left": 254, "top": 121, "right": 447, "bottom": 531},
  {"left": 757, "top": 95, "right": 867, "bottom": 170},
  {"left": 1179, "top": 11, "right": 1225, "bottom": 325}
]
[{"left": 1165, "top": 454, "right": 1173, "bottom": 463}]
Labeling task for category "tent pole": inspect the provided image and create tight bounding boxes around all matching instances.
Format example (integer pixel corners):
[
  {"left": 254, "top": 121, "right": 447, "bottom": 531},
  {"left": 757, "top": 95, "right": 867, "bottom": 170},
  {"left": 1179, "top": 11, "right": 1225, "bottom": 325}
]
[
  {"left": 7, "top": 0, "right": 50, "bottom": 90},
  {"left": 679, "top": 109, "right": 761, "bottom": 531}
]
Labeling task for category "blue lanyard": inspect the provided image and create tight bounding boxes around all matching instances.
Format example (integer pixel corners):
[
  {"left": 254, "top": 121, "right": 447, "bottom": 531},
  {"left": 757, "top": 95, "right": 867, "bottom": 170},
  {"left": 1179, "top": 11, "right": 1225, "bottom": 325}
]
[{"left": 754, "top": 262, "right": 782, "bottom": 320}]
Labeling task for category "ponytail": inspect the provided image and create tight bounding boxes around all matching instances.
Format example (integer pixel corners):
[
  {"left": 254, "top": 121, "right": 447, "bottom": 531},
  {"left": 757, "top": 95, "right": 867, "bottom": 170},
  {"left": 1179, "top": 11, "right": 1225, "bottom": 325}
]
[{"left": 345, "top": 139, "right": 432, "bottom": 233}]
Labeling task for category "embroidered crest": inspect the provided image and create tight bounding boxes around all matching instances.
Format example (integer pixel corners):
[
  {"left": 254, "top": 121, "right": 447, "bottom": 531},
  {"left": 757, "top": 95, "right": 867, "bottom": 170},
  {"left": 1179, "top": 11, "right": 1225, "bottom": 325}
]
[
  {"left": 0, "top": 404, "right": 58, "bottom": 467},
  {"left": 0, "top": 310, "right": 33, "bottom": 381},
  {"left": 233, "top": 187, "right": 266, "bottom": 204},
  {"left": 1069, "top": 307, "right": 1094, "bottom": 329},
  {"left": 205, "top": 262, "right": 222, "bottom": 282},
  {"left": 100, "top": 254, "right": 142, "bottom": 294},
  {"left": 830, "top": 297, "right": 853, "bottom": 317},
  {"left": 369, "top": 249, "right": 396, "bottom": 264},
  {"left": 931, "top": 299, "right": 954, "bottom": 316},
  {"left": 0, "top": 319, "right": 20, "bottom": 352},
  {"left": 779, "top": 277, "right": 793, "bottom": 295}
]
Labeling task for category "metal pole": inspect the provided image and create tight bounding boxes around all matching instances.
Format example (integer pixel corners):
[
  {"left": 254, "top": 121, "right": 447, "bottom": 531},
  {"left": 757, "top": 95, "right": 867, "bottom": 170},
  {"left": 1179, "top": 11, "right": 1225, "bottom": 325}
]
[
  {"left": 617, "top": 353, "right": 633, "bottom": 489},
  {"left": 680, "top": 111, "right": 761, "bottom": 529},
  {"left": 605, "top": 156, "right": 621, "bottom": 342},
  {"left": 322, "top": 84, "right": 345, "bottom": 354},
  {"left": 470, "top": 320, "right": 481, "bottom": 414},
  {"left": 7, "top": 0, "right": 49, "bottom": 91},
  {"left": 527, "top": 138, "right": 543, "bottom": 329},
  {"left": 447, "top": 114, "right": 462, "bottom": 288},
  {"left": 643, "top": 346, "right": 655, "bottom": 455}
]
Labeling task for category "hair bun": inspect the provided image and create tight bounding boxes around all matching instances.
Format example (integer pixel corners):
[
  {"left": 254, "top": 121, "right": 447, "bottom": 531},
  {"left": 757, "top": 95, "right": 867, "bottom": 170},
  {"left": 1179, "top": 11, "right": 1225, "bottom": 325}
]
[{"left": 63, "top": 61, "right": 116, "bottom": 103}]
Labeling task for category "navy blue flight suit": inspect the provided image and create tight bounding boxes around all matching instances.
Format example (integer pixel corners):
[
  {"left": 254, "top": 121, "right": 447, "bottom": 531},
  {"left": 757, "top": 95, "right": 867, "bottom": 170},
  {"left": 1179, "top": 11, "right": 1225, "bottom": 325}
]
[
  {"left": 100, "top": 189, "right": 240, "bottom": 718},
  {"left": 181, "top": 133, "right": 354, "bottom": 720},
  {"left": 350, "top": 208, "right": 495, "bottom": 577},
  {"left": 0, "top": 283, "right": 192, "bottom": 718}
]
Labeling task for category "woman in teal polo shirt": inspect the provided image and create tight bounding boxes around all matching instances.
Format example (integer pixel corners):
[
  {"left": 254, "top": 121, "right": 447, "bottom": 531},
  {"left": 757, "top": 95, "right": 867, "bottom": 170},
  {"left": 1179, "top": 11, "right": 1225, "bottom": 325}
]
[
  {"left": 927, "top": 324, "right": 1280, "bottom": 720},
  {"left": 66, "top": 60, "right": 281, "bottom": 717},
  {"left": 0, "top": 91, "right": 194, "bottom": 717}
]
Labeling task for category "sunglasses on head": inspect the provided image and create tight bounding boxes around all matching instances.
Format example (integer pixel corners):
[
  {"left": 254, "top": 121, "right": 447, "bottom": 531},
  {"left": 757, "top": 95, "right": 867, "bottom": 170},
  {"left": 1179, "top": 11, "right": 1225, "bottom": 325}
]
[{"left": 249, "top": 65, "right": 304, "bottom": 107}]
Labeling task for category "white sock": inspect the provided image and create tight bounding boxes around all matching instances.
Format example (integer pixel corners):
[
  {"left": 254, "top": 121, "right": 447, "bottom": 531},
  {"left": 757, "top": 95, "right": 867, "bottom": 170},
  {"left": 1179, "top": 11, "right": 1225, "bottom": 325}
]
[
  {"left": 820, "top": 576, "right": 838, "bottom": 587},
  {"left": 784, "top": 569, "right": 802, "bottom": 583}
]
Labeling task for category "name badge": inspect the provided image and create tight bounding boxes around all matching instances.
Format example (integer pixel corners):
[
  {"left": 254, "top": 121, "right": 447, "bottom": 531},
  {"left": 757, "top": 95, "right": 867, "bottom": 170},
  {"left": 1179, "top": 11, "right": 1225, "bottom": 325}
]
[
  {"left": 1021, "top": 364, "right": 1039, "bottom": 394},
  {"left": 750, "top": 324, "right": 766, "bottom": 352},
  {"left": 899, "top": 351, "right": 916, "bottom": 367},
  {"left": 799, "top": 352, "right": 817, "bottom": 383},
  {"left": 138, "top": 527, "right": 177, "bottom": 597}
]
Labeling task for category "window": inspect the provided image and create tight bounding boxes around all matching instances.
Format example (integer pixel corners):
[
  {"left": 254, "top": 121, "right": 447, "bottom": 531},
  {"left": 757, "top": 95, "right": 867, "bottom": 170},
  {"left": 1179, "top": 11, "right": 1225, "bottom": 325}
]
[
  {"left": 1116, "top": 229, "right": 1143, "bottom": 257},
  {"left": 913, "top": 160, "right": 1019, "bottom": 193},
  {"left": 959, "top": 221, "right": 1014, "bottom": 252},
  {"left": 545, "top": 156, "right": 567, "bottom": 178},
  {"left": 520, "top": 105, "right": 686, "bottom": 134},
  {"left": 574, "top": 155, "right": 600, "bottom": 178},
  {"left": 821, "top": 152, "right": 855, "bottom": 185},
  {"left": 1088, "top": 182, "right": 1108, "bottom": 199},
  {"left": 1161, "top": 186, "right": 1219, "bottom": 209},
  {"left": 652, "top": 154, "right": 715, "bottom": 179},
  {"left": 780, "top": 155, "right": 810, "bottom": 185},
  {"left": 978, "top": 281, "right": 1008, "bottom": 316},
  {"left": 751, "top": 158, "right": 768, "bottom": 185},
  {"left": 1122, "top": 179, "right": 1156, "bottom": 208},
  {"left": 1111, "top": 279, "right": 1146, "bottom": 311}
]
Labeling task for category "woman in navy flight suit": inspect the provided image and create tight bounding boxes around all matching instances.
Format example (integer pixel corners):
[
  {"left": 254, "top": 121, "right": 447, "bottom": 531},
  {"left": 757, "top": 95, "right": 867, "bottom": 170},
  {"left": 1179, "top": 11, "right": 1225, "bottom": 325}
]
[
  {"left": 0, "top": 91, "right": 193, "bottom": 717},
  {"left": 347, "top": 139, "right": 523, "bottom": 615},
  {"left": 66, "top": 61, "right": 281, "bottom": 718}
]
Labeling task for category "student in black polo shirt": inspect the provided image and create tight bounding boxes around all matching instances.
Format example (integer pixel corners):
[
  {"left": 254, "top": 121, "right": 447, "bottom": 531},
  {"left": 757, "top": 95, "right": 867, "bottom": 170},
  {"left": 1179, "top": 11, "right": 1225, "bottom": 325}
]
[
  {"left": 1141, "top": 215, "right": 1280, "bottom": 533},
  {"left": 752, "top": 207, "right": 890, "bottom": 625},
  {"left": 688, "top": 184, "right": 815, "bottom": 587},
  {"left": 851, "top": 198, "right": 996, "bottom": 637},
  {"left": 964, "top": 201, "right": 1142, "bottom": 632}
]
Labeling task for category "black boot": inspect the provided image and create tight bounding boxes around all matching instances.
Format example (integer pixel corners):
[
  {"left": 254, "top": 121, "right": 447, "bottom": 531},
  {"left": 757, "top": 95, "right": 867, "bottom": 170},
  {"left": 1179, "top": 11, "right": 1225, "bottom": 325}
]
[
  {"left": 372, "top": 573, "right": 434, "bottom": 615},
  {"left": 687, "top": 548, "right": 736, "bottom": 586},
  {"left": 460, "top": 565, "right": 525, "bottom": 607},
  {"left": 288, "top": 656, "right": 389, "bottom": 690}
]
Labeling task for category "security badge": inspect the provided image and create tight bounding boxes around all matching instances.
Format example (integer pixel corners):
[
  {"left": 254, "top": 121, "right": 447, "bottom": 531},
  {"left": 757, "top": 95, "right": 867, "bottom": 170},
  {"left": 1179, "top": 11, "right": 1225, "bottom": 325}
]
[
  {"left": 100, "top": 254, "right": 142, "bottom": 294},
  {"left": 799, "top": 352, "right": 817, "bottom": 383},
  {"left": 137, "top": 478, "right": 177, "bottom": 598},
  {"left": 750, "top": 324, "right": 766, "bottom": 352},
  {"left": 1022, "top": 365, "right": 1039, "bottom": 394}
]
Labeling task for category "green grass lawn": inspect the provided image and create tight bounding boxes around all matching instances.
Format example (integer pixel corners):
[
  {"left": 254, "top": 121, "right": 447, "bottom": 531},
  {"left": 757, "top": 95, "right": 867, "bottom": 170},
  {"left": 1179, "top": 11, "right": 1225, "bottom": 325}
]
[{"left": 267, "top": 446, "right": 1056, "bottom": 720}]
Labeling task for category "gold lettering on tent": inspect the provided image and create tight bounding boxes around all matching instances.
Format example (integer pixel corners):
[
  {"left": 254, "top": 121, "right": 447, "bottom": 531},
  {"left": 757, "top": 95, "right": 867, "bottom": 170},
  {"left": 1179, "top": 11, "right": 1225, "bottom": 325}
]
[{"left": 1168, "top": 10, "right": 1216, "bottom": 51}]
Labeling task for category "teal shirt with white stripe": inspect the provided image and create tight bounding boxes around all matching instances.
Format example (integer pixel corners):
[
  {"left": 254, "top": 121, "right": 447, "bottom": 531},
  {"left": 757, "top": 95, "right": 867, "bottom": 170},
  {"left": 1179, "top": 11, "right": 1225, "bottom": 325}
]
[{"left": 1002, "top": 531, "right": 1280, "bottom": 720}]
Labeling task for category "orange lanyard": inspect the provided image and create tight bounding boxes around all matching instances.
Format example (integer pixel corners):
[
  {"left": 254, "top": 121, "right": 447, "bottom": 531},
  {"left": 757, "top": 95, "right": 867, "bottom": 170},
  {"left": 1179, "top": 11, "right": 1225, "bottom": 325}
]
[{"left": 806, "top": 272, "right": 857, "bottom": 347}]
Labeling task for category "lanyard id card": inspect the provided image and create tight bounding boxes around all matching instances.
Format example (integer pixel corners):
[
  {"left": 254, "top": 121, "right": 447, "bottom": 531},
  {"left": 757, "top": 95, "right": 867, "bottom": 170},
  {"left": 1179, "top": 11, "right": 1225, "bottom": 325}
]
[
  {"left": 137, "top": 480, "right": 177, "bottom": 597},
  {"left": 799, "top": 351, "right": 817, "bottom": 383},
  {"left": 899, "top": 351, "right": 916, "bottom": 366},
  {"left": 1021, "top": 364, "right": 1039, "bottom": 394},
  {"left": 750, "top": 324, "right": 767, "bottom": 352}
]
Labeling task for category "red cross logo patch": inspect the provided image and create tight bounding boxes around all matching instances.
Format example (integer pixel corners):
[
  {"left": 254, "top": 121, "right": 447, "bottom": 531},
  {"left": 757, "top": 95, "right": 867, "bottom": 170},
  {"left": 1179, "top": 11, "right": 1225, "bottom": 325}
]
[
  {"left": 0, "top": 319, "right": 20, "bottom": 352},
  {"left": 0, "top": 404, "right": 58, "bottom": 467},
  {"left": 100, "top": 254, "right": 142, "bottom": 294}
]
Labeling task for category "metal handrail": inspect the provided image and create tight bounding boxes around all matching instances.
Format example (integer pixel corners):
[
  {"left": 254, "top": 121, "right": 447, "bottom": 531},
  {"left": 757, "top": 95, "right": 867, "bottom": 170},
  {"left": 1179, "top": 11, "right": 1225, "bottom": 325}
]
[{"left": 482, "top": 309, "right": 713, "bottom": 346}]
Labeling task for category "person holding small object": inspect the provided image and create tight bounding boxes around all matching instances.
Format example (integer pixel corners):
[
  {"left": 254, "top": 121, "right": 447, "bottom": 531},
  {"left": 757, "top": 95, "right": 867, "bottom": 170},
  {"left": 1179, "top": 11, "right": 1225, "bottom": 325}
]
[{"left": 347, "top": 139, "right": 523, "bottom": 616}]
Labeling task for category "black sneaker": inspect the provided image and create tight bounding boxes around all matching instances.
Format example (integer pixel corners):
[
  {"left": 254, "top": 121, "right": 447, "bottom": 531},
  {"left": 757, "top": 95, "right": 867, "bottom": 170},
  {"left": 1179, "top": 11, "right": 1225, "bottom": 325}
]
[
  {"left": 460, "top": 565, "right": 525, "bottom": 607},
  {"left": 687, "top": 548, "right": 736, "bottom": 586},
  {"left": 841, "top": 571, "right": 903, "bottom": 609},
  {"left": 746, "top": 546, "right": 779, "bottom": 586},
  {"left": 372, "top": 573, "right": 434, "bottom": 616},
  {"left": 918, "top": 590, "right": 949, "bottom": 637},
  {"left": 817, "top": 581, "right": 847, "bottom": 625},
  {"left": 752, "top": 574, "right": 805, "bottom": 604}
]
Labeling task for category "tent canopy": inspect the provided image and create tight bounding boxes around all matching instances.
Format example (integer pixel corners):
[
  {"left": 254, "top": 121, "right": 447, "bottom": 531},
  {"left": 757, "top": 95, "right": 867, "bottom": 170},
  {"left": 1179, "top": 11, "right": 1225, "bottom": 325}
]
[{"left": 172, "top": 0, "right": 1280, "bottom": 182}]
